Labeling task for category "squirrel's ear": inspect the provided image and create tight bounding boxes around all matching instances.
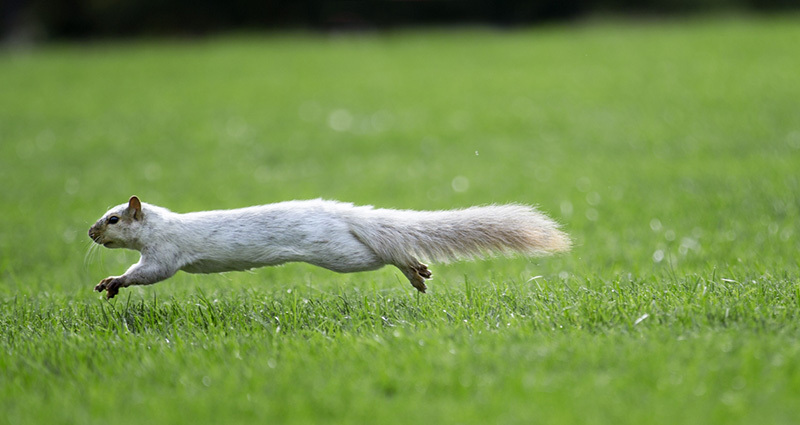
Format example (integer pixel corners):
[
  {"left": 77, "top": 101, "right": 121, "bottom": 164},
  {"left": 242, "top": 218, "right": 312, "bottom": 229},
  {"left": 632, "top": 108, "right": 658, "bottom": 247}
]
[{"left": 128, "top": 196, "right": 143, "bottom": 220}]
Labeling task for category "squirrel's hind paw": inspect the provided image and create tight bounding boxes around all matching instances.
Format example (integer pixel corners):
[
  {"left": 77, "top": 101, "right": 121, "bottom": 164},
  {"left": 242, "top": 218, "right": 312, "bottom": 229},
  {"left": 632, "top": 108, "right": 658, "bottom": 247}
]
[{"left": 401, "top": 262, "right": 432, "bottom": 293}]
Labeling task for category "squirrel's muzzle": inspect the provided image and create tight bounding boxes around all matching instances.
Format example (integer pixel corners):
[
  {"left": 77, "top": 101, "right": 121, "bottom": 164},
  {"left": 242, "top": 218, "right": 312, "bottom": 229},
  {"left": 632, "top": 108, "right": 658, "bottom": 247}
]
[{"left": 88, "top": 226, "right": 101, "bottom": 243}]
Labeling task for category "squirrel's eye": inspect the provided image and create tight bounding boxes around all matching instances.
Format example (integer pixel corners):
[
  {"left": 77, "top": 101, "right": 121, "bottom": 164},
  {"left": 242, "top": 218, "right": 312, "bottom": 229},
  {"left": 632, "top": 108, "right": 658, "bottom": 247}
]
[{"left": 108, "top": 216, "right": 120, "bottom": 224}]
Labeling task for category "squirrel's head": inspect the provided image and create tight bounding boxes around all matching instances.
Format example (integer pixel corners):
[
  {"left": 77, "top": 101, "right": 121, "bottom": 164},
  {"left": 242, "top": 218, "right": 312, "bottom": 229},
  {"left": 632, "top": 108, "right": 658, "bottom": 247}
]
[{"left": 88, "top": 196, "right": 145, "bottom": 250}]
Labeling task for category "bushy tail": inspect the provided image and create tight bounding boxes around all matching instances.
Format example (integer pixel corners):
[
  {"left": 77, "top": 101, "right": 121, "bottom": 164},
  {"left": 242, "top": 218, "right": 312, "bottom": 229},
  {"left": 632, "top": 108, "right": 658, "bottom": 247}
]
[{"left": 346, "top": 204, "right": 570, "bottom": 267}]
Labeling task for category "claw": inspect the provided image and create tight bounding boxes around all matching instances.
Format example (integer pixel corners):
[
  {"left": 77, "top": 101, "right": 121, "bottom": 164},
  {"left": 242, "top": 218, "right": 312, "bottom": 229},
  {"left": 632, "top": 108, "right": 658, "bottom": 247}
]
[
  {"left": 95, "top": 277, "right": 110, "bottom": 292},
  {"left": 416, "top": 263, "right": 432, "bottom": 279},
  {"left": 95, "top": 276, "right": 122, "bottom": 299}
]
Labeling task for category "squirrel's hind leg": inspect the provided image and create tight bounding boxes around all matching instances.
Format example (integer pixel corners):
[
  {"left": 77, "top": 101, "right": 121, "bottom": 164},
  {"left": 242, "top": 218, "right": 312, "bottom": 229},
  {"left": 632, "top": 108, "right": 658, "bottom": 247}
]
[{"left": 398, "top": 262, "right": 432, "bottom": 293}]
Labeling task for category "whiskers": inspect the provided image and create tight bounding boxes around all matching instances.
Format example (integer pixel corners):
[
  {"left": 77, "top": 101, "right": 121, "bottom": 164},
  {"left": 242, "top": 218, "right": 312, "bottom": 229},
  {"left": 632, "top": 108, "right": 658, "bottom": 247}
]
[{"left": 84, "top": 240, "right": 105, "bottom": 271}]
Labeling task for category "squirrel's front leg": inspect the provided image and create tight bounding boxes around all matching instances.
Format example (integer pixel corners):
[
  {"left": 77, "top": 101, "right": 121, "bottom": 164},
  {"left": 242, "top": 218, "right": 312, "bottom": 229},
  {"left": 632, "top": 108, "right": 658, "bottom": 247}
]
[{"left": 95, "top": 257, "right": 177, "bottom": 299}]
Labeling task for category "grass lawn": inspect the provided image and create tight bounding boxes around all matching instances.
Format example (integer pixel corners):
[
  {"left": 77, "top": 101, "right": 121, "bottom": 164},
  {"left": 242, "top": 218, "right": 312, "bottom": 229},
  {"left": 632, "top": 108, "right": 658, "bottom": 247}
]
[{"left": 1, "top": 15, "right": 799, "bottom": 424}]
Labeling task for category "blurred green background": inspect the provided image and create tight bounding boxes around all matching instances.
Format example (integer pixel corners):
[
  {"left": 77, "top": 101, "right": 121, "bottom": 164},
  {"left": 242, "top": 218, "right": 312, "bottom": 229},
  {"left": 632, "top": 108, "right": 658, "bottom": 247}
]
[{"left": 2, "top": 17, "right": 798, "bottom": 295}]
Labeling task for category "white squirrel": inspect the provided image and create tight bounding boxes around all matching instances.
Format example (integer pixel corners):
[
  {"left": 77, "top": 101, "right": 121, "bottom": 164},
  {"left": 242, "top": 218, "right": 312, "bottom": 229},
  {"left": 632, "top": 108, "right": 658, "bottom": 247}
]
[{"left": 88, "top": 196, "right": 570, "bottom": 299}]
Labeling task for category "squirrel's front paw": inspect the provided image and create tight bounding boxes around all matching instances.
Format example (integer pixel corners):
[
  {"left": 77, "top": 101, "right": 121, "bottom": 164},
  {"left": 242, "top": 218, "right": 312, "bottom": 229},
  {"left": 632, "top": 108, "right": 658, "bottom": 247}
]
[{"left": 95, "top": 276, "right": 124, "bottom": 299}]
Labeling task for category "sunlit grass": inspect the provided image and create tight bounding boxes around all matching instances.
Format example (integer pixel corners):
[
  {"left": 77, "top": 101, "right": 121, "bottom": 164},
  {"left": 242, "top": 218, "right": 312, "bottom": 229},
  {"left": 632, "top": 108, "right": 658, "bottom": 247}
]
[{"left": 1, "top": 15, "right": 799, "bottom": 424}]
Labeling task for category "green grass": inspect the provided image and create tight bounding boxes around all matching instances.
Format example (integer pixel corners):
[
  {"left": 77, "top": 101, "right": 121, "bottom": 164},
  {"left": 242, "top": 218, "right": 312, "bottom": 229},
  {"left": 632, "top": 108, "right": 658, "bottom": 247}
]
[{"left": 2, "top": 15, "right": 800, "bottom": 424}]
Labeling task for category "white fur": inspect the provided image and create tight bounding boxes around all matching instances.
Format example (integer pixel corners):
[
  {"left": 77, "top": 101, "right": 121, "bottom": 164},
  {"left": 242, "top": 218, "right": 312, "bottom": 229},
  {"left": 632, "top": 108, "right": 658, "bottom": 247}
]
[{"left": 88, "top": 198, "right": 570, "bottom": 297}]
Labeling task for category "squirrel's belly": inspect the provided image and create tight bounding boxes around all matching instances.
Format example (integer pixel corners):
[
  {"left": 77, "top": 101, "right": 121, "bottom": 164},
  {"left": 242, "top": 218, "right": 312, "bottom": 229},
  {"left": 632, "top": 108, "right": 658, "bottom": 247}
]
[{"left": 181, "top": 258, "right": 280, "bottom": 274}]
